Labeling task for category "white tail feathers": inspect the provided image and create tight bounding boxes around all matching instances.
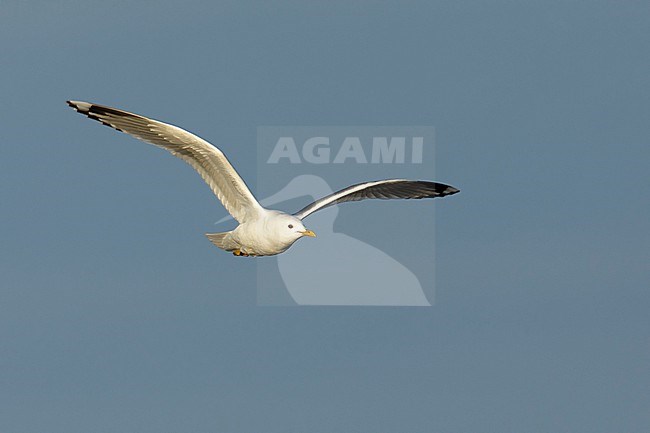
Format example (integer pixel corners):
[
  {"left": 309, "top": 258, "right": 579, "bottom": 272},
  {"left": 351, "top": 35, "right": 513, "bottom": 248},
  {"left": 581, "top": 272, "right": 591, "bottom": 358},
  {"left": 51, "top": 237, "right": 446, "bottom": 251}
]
[{"left": 205, "top": 231, "right": 237, "bottom": 251}]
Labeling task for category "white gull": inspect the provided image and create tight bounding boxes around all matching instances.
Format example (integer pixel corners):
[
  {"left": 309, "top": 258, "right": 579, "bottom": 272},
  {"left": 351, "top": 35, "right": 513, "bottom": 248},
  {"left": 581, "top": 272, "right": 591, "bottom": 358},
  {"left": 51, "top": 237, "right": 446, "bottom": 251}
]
[{"left": 67, "top": 101, "right": 459, "bottom": 257}]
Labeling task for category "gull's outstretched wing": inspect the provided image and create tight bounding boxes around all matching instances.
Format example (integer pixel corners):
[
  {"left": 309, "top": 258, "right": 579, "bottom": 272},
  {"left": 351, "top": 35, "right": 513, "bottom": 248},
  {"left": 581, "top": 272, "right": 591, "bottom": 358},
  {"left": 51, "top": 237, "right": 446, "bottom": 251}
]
[
  {"left": 67, "top": 101, "right": 263, "bottom": 223},
  {"left": 293, "top": 179, "right": 459, "bottom": 220}
]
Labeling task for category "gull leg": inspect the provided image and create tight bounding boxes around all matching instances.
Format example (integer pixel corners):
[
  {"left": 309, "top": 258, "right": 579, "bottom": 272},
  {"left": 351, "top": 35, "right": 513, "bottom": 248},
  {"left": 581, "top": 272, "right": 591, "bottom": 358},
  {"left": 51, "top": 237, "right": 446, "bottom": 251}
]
[{"left": 233, "top": 249, "right": 242, "bottom": 256}]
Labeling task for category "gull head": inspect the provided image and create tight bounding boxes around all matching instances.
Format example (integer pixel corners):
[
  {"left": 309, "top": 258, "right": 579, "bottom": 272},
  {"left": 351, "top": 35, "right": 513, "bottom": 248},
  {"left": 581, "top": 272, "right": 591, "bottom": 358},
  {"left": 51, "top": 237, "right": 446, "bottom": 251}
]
[{"left": 266, "top": 213, "right": 316, "bottom": 247}]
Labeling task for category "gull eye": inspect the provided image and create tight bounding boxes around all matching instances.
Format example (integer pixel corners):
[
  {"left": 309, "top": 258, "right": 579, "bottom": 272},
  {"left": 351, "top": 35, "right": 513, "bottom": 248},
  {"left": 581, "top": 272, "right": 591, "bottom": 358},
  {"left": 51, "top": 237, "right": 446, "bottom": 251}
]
[{"left": 288, "top": 224, "right": 294, "bottom": 229}]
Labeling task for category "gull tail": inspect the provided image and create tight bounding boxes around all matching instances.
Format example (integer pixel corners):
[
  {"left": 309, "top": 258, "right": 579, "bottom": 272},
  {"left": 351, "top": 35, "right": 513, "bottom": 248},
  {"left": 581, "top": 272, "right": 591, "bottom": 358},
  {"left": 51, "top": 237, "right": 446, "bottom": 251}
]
[{"left": 205, "top": 231, "right": 238, "bottom": 252}]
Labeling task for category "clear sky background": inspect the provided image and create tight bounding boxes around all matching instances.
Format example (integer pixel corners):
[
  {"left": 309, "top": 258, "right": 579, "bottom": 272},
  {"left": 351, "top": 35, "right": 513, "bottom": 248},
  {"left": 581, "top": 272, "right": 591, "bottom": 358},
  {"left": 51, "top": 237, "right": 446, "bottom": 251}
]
[{"left": 1, "top": 1, "right": 649, "bottom": 432}]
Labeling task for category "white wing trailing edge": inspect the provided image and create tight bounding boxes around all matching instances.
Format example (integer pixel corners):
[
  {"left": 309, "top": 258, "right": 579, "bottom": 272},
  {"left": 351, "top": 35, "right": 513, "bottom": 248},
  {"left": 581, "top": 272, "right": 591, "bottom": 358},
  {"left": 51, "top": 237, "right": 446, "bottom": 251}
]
[
  {"left": 293, "top": 179, "right": 460, "bottom": 220},
  {"left": 67, "top": 101, "right": 263, "bottom": 223}
]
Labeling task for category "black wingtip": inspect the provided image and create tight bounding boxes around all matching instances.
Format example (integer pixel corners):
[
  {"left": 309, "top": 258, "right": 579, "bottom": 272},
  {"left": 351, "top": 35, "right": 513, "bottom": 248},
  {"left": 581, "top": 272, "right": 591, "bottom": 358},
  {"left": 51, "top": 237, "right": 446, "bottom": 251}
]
[
  {"left": 66, "top": 100, "right": 90, "bottom": 113},
  {"left": 443, "top": 186, "right": 460, "bottom": 196},
  {"left": 417, "top": 181, "right": 460, "bottom": 197}
]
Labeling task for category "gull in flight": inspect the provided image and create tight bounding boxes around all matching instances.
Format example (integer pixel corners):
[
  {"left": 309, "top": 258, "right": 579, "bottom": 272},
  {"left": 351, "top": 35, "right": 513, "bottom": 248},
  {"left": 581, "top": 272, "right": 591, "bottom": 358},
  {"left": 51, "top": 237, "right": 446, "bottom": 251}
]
[{"left": 67, "top": 101, "right": 460, "bottom": 257}]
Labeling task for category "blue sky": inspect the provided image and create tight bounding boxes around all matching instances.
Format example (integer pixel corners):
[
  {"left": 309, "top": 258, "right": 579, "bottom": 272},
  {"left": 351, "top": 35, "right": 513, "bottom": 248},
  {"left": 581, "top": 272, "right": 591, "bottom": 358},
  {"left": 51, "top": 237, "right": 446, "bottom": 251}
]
[{"left": 1, "top": 1, "right": 649, "bottom": 432}]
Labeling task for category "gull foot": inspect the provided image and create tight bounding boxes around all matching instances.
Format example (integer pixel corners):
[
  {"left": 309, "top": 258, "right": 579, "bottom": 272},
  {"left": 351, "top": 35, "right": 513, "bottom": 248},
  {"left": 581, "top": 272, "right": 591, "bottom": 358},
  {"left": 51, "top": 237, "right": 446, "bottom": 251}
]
[{"left": 232, "top": 249, "right": 249, "bottom": 257}]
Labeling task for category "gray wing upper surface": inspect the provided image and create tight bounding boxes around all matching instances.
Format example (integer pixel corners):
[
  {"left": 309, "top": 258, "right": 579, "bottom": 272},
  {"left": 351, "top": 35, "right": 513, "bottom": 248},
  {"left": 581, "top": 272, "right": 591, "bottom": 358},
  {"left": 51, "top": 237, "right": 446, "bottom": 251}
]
[
  {"left": 67, "top": 101, "right": 263, "bottom": 223},
  {"left": 293, "top": 179, "right": 460, "bottom": 220}
]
